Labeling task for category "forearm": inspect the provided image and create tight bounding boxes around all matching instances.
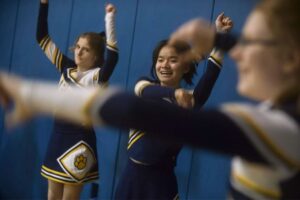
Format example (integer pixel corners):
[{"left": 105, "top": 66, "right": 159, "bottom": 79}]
[
  {"left": 105, "top": 12, "right": 117, "bottom": 48},
  {"left": 98, "top": 10, "right": 119, "bottom": 83},
  {"left": 141, "top": 85, "right": 176, "bottom": 100},
  {"left": 13, "top": 79, "right": 265, "bottom": 163},
  {"left": 134, "top": 78, "right": 175, "bottom": 99},
  {"left": 36, "top": 2, "right": 49, "bottom": 42},
  {"left": 193, "top": 54, "right": 222, "bottom": 108},
  {"left": 98, "top": 92, "right": 266, "bottom": 163},
  {"left": 18, "top": 81, "right": 110, "bottom": 126}
]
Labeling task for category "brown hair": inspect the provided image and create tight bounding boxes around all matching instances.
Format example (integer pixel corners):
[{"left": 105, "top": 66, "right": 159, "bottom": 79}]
[
  {"left": 256, "top": 0, "right": 300, "bottom": 107},
  {"left": 255, "top": 0, "right": 300, "bottom": 50},
  {"left": 71, "top": 32, "right": 106, "bottom": 67}
]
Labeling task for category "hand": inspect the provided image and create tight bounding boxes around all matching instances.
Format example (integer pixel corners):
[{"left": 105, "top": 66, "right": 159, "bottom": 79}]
[
  {"left": 40, "top": 0, "right": 48, "bottom": 4},
  {"left": 175, "top": 89, "right": 194, "bottom": 109},
  {"left": 215, "top": 12, "right": 233, "bottom": 33},
  {"left": 0, "top": 73, "right": 33, "bottom": 128},
  {"left": 169, "top": 18, "right": 215, "bottom": 63},
  {"left": 105, "top": 3, "right": 116, "bottom": 14}
]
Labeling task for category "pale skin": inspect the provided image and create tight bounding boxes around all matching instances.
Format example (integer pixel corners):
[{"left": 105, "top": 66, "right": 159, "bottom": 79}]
[
  {"left": 75, "top": 3, "right": 115, "bottom": 72},
  {"left": 230, "top": 11, "right": 298, "bottom": 101},
  {"left": 174, "top": 13, "right": 233, "bottom": 108},
  {"left": 170, "top": 10, "right": 299, "bottom": 102},
  {"left": 37, "top": 0, "right": 116, "bottom": 199},
  {"left": 1, "top": 5, "right": 300, "bottom": 200}
]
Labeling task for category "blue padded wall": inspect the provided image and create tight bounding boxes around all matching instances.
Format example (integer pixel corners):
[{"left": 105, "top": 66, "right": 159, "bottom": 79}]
[{"left": 0, "top": 0, "right": 258, "bottom": 199}]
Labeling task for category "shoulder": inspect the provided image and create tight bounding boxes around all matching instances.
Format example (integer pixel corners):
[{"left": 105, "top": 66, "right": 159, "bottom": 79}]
[
  {"left": 221, "top": 102, "right": 299, "bottom": 133},
  {"left": 221, "top": 102, "right": 300, "bottom": 170},
  {"left": 134, "top": 76, "right": 158, "bottom": 96}
]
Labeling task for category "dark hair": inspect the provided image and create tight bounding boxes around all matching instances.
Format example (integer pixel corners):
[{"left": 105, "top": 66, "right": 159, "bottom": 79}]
[
  {"left": 150, "top": 39, "right": 197, "bottom": 85},
  {"left": 71, "top": 32, "right": 106, "bottom": 67}
]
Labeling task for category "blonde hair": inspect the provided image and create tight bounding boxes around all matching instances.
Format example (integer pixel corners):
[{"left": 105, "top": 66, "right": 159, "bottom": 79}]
[{"left": 256, "top": 0, "right": 300, "bottom": 108}]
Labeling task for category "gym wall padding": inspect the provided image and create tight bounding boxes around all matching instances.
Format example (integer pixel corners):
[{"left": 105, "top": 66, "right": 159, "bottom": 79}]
[{"left": 0, "top": 0, "right": 258, "bottom": 199}]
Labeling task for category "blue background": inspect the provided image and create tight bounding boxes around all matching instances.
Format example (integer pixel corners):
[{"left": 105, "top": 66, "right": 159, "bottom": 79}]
[{"left": 0, "top": 0, "right": 257, "bottom": 199}]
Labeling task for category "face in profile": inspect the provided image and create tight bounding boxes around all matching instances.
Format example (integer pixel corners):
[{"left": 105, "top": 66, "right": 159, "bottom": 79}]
[
  {"left": 155, "top": 45, "right": 189, "bottom": 88},
  {"left": 230, "top": 11, "right": 286, "bottom": 101},
  {"left": 74, "top": 37, "right": 97, "bottom": 70}
]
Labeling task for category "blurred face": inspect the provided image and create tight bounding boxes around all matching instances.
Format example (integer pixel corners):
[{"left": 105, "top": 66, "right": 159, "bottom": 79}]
[
  {"left": 74, "top": 37, "right": 97, "bottom": 71},
  {"left": 155, "top": 46, "right": 189, "bottom": 88},
  {"left": 230, "top": 11, "right": 287, "bottom": 101}
]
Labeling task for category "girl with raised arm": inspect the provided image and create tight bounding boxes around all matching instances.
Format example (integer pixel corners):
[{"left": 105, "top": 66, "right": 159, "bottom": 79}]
[{"left": 36, "top": 0, "right": 118, "bottom": 199}]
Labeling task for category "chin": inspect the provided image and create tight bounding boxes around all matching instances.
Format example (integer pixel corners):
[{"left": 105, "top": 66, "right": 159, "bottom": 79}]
[{"left": 238, "top": 85, "right": 266, "bottom": 101}]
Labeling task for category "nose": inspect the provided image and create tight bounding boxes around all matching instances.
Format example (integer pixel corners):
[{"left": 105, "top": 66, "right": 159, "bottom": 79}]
[
  {"left": 77, "top": 48, "right": 83, "bottom": 56},
  {"left": 161, "top": 60, "right": 169, "bottom": 68},
  {"left": 79, "top": 49, "right": 83, "bottom": 55}
]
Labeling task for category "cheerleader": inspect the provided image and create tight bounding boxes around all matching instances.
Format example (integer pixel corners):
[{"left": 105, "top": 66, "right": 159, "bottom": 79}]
[
  {"left": 36, "top": 0, "right": 118, "bottom": 199},
  {"left": 1, "top": 0, "right": 300, "bottom": 199}
]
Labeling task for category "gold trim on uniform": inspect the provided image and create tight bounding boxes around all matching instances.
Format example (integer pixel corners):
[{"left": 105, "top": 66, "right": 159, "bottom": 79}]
[
  {"left": 106, "top": 43, "right": 118, "bottom": 51},
  {"left": 208, "top": 56, "right": 222, "bottom": 69},
  {"left": 40, "top": 35, "right": 50, "bottom": 50},
  {"left": 41, "top": 165, "right": 94, "bottom": 184},
  {"left": 42, "top": 165, "right": 69, "bottom": 177},
  {"left": 233, "top": 171, "right": 280, "bottom": 199},
  {"left": 127, "top": 130, "right": 145, "bottom": 150},
  {"left": 173, "top": 193, "right": 179, "bottom": 200},
  {"left": 229, "top": 107, "right": 300, "bottom": 169}
]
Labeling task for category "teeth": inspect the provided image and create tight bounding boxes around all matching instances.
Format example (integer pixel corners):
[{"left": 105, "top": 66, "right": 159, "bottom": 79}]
[{"left": 161, "top": 71, "right": 172, "bottom": 75}]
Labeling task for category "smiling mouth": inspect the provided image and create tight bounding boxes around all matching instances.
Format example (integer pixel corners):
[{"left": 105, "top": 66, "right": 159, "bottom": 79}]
[{"left": 160, "top": 71, "right": 173, "bottom": 76}]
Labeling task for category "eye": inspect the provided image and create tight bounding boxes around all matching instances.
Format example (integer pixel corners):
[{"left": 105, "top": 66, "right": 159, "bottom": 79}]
[
  {"left": 75, "top": 44, "right": 80, "bottom": 49},
  {"left": 170, "top": 58, "right": 178, "bottom": 63},
  {"left": 157, "top": 58, "right": 164, "bottom": 63}
]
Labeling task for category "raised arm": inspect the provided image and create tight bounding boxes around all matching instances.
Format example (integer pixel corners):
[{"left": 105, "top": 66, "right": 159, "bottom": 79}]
[
  {"left": 36, "top": 0, "right": 74, "bottom": 73},
  {"left": 169, "top": 17, "right": 236, "bottom": 63},
  {"left": 98, "top": 3, "right": 119, "bottom": 84},
  {"left": 193, "top": 13, "right": 233, "bottom": 109}
]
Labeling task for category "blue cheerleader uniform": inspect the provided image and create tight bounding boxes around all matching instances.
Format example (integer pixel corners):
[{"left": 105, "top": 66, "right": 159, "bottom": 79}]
[
  {"left": 36, "top": 2, "right": 118, "bottom": 184},
  {"left": 97, "top": 31, "right": 300, "bottom": 198},
  {"left": 115, "top": 55, "right": 223, "bottom": 199}
]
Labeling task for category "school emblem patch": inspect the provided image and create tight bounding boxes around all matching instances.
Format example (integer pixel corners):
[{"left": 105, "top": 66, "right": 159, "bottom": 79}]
[{"left": 57, "top": 141, "right": 97, "bottom": 182}]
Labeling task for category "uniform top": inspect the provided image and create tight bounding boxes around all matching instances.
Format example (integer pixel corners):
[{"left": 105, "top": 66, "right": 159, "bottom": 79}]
[
  {"left": 36, "top": 3, "right": 119, "bottom": 89},
  {"left": 126, "top": 54, "right": 223, "bottom": 165},
  {"left": 37, "top": 2, "right": 118, "bottom": 133}
]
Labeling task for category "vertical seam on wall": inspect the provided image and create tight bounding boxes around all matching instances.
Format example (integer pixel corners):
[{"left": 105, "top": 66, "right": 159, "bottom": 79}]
[
  {"left": 123, "top": 1, "right": 139, "bottom": 91},
  {"left": 8, "top": 0, "right": 20, "bottom": 72},
  {"left": 210, "top": 0, "right": 216, "bottom": 23},
  {"left": 111, "top": 0, "right": 140, "bottom": 198},
  {"left": 186, "top": 1, "right": 215, "bottom": 199},
  {"left": 185, "top": 149, "right": 195, "bottom": 199},
  {"left": 64, "top": 0, "right": 75, "bottom": 55},
  {"left": 2, "top": 0, "right": 21, "bottom": 149}
]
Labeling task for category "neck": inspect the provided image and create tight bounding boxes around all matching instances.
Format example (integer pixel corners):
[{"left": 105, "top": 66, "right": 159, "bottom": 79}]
[
  {"left": 160, "top": 82, "right": 180, "bottom": 89},
  {"left": 77, "top": 65, "right": 94, "bottom": 72}
]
